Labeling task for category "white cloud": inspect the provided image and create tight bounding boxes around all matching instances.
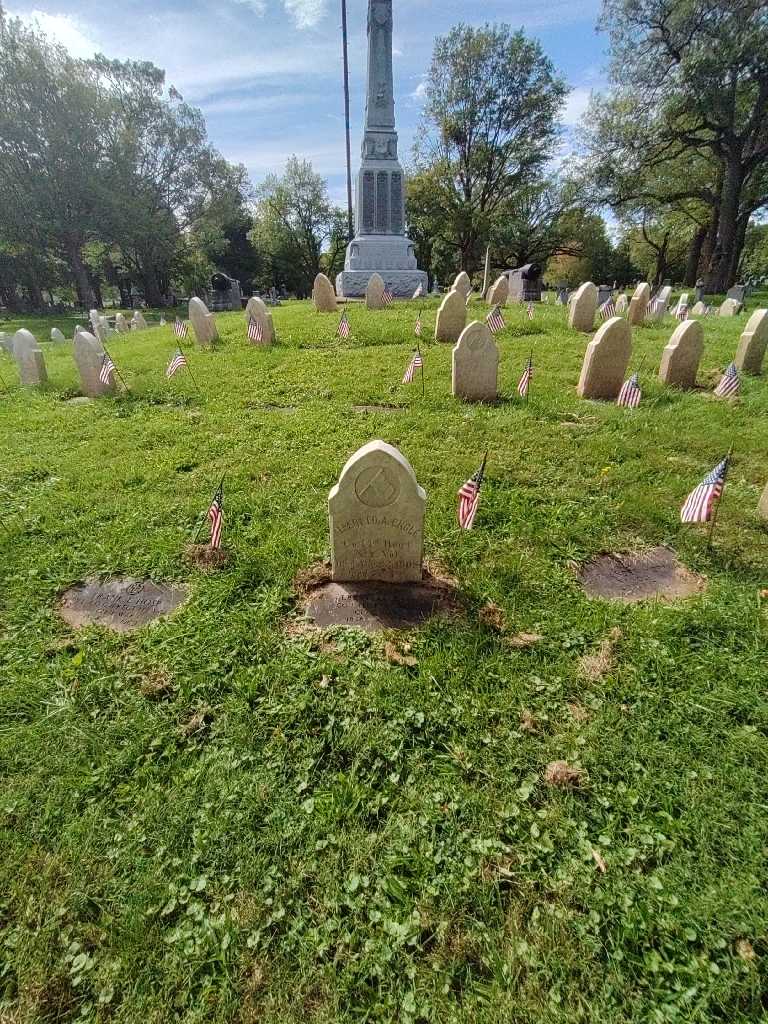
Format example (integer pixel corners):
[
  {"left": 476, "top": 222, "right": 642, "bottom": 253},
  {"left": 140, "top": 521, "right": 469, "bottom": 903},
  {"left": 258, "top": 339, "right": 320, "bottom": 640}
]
[
  {"left": 282, "top": 0, "right": 326, "bottom": 29},
  {"left": 11, "top": 9, "right": 100, "bottom": 58},
  {"left": 410, "top": 79, "right": 427, "bottom": 101},
  {"left": 562, "top": 86, "right": 592, "bottom": 127}
]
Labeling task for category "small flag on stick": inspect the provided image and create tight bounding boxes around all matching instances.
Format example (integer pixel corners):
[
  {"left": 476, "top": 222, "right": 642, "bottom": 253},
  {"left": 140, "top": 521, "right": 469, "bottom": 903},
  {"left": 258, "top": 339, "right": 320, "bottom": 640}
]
[
  {"left": 526, "top": 302, "right": 535, "bottom": 320},
  {"left": 458, "top": 454, "right": 487, "bottom": 530},
  {"left": 174, "top": 318, "right": 189, "bottom": 340},
  {"left": 337, "top": 311, "right": 351, "bottom": 338},
  {"left": 412, "top": 283, "right": 423, "bottom": 299},
  {"left": 676, "top": 304, "right": 689, "bottom": 322},
  {"left": 486, "top": 305, "right": 506, "bottom": 333},
  {"left": 99, "top": 352, "right": 116, "bottom": 386},
  {"left": 166, "top": 348, "right": 188, "bottom": 379},
  {"left": 599, "top": 299, "right": 616, "bottom": 320},
  {"left": 517, "top": 354, "right": 533, "bottom": 399},
  {"left": 247, "top": 317, "right": 263, "bottom": 343},
  {"left": 713, "top": 362, "right": 741, "bottom": 398},
  {"left": 402, "top": 349, "right": 423, "bottom": 384},
  {"left": 195, "top": 478, "right": 225, "bottom": 548},
  {"left": 382, "top": 289, "right": 394, "bottom": 307},
  {"left": 680, "top": 455, "right": 730, "bottom": 525},
  {"left": 616, "top": 372, "right": 642, "bottom": 408},
  {"left": 414, "top": 311, "right": 422, "bottom": 337}
]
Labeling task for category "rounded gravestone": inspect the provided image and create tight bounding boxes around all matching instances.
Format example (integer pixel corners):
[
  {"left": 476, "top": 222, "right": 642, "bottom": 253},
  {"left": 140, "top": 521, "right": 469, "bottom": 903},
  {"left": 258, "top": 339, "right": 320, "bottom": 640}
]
[
  {"left": 51, "top": 327, "right": 66, "bottom": 344},
  {"left": 734, "top": 308, "right": 768, "bottom": 375},
  {"left": 188, "top": 297, "right": 218, "bottom": 348},
  {"left": 115, "top": 313, "right": 130, "bottom": 334},
  {"left": 719, "top": 298, "right": 740, "bottom": 317},
  {"left": 132, "top": 311, "right": 149, "bottom": 330},
  {"left": 74, "top": 330, "right": 115, "bottom": 398},
  {"left": 313, "top": 273, "right": 338, "bottom": 312},
  {"left": 627, "top": 282, "right": 651, "bottom": 325},
  {"left": 435, "top": 289, "right": 467, "bottom": 342},
  {"left": 658, "top": 319, "right": 704, "bottom": 389},
  {"left": 486, "top": 275, "right": 509, "bottom": 307},
  {"left": 452, "top": 321, "right": 499, "bottom": 401},
  {"left": 568, "top": 282, "right": 598, "bottom": 333},
  {"left": 244, "top": 295, "right": 275, "bottom": 345},
  {"left": 366, "top": 273, "right": 386, "bottom": 310},
  {"left": 13, "top": 329, "right": 48, "bottom": 387},
  {"left": 577, "top": 317, "right": 632, "bottom": 400},
  {"left": 452, "top": 271, "right": 471, "bottom": 300}
]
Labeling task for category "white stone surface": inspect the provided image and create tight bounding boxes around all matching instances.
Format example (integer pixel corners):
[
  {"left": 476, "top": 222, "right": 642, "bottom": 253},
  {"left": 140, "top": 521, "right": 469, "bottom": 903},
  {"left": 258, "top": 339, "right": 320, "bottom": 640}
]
[
  {"left": 452, "top": 321, "right": 499, "bottom": 401},
  {"left": 188, "top": 297, "right": 218, "bottom": 348},
  {"left": 13, "top": 329, "right": 47, "bottom": 386}
]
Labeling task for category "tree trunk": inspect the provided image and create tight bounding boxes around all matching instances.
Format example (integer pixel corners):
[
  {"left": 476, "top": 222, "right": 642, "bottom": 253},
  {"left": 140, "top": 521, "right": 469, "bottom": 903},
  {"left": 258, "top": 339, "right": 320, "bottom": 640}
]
[
  {"left": 653, "top": 233, "right": 670, "bottom": 289},
  {"left": 67, "top": 240, "right": 96, "bottom": 307},
  {"left": 728, "top": 213, "right": 749, "bottom": 285},
  {"left": 24, "top": 260, "right": 45, "bottom": 310},
  {"left": 705, "top": 155, "right": 743, "bottom": 293},
  {"left": 141, "top": 258, "right": 163, "bottom": 307},
  {"left": 91, "top": 275, "right": 103, "bottom": 309},
  {"left": 683, "top": 226, "right": 707, "bottom": 286}
]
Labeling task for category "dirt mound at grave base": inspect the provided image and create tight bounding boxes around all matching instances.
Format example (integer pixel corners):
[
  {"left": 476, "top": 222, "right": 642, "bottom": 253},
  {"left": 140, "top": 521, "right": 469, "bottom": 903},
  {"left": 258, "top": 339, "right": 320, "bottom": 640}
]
[{"left": 578, "top": 546, "right": 705, "bottom": 603}]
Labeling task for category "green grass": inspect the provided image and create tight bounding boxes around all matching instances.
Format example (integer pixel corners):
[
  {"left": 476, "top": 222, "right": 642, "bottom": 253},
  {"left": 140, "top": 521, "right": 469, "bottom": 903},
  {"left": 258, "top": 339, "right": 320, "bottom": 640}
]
[{"left": 1, "top": 296, "right": 767, "bottom": 1024}]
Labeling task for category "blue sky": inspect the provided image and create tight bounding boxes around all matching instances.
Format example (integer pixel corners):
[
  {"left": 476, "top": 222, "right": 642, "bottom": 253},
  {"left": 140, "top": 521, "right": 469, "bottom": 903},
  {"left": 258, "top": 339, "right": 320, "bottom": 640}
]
[{"left": 9, "top": 0, "right": 608, "bottom": 204}]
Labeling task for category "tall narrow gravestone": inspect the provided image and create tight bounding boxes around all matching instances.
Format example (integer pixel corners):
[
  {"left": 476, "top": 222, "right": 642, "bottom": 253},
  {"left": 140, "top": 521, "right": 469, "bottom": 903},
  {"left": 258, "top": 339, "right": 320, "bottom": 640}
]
[
  {"left": 658, "top": 320, "right": 704, "bottom": 389},
  {"left": 434, "top": 289, "right": 467, "bottom": 342},
  {"left": 366, "top": 272, "right": 386, "bottom": 310},
  {"left": 115, "top": 313, "right": 130, "bottom": 334},
  {"left": 452, "top": 321, "right": 499, "bottom": 401},
  {"left": 244, "top": 296, "right": 274, "bottom": 345},
  {"left": 486, "top": 275, "right": 509, "bottom": 307},
  {"left": 452, "top": 271, "right": 472, "bottom": 300},
  {"left": 13, "top": 329, "right": 47, "bottom": 386},
  {"left": 627, "top": 282, "right": 651, "bottom": 325},
  {"left": 577, "top": 317, "right": 632, "bottom": 400},
  {"left": 328, "top": 440, "right": 426, "bottom": 583},
  {"left": 568, "top": 282, "right": 598, "bottom": 332},
  {"left": 734, "top": 308, "right": 768, "bottom": 375},
  {"left": 313, "top": 273, "right": 338, "bottom": 312},
  {"left": 132, "top": 311, "right": 149, "bottom": 331},
  {"left": 51, "top": 327, "right": 66, "bottom": 343},
  {"left": 188, "top": 297, "right": 218, "bottom": 348},
  {"left": 74, "top": 331, "right": 116, "bottom": 397}
]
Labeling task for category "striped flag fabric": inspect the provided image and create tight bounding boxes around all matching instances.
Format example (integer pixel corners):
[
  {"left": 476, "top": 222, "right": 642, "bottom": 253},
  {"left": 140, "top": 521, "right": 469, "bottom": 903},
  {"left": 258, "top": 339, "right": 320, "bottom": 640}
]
[
  {"left": 412, "top": 283, "right": 423, "bottom": 299},
  {"left": 382, "top": 289, "right": 394, "bottom": 306},
  {"left": 457, "top": 455, "right": 487, "bottom": 530},
  {"left": 680, "top": 457, "right": 729, "bottom": 524},
  {"left": 247, "top": 317, "right": 263, "bottom": 343},
  {"left": 99, "top": 352, "right": 116, "bottom": 385},
  {"left": 486, "top": 305, "right": 506, "bottom": 333},
  {"left": 402, "top": 350, "right": 423, "bottom": 384},
  {"left": 599, "top": 299, "right": 616, "bottom": 320},
  {"left": 526, "top": 302, "right": 535, "bottom": 320},
  {"left": 616, "top": 372, "right": 642, "bottom": 408},
  {"left": 207, "top": 482, "right": 223, "bottom": 549},
  {"left": 414, "top": 312, "right": 422, "bottom": 337},
  {"left": 174, "top": 318, "right": 188, "bottom": 340},
  {"left": 676, "top": 304, "right": 689, "bottom": 322},
  {"left": 646, "top": 297, "right": 665, "bottom": 320},
  {"left": 337, "top": 312, "right": 351, "bottom": 338},
  {"left": 713, "top": 362, "right": 741, "bottom": 398},
  {"left": 517, "top": 356, "right": 533, "bottom": 398},
  {"left": 166, "top": 348, "right": 188, "bottom": 379},
  {"left": 465, "top": 291, "right": 473, "bottom": 306}
]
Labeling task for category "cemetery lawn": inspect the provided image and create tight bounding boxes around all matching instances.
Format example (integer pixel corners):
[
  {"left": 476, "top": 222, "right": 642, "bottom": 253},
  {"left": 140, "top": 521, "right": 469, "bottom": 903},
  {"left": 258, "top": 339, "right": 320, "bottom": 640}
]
[{"left": 2, "top": 297, "right": 768, "bottom": 1024}]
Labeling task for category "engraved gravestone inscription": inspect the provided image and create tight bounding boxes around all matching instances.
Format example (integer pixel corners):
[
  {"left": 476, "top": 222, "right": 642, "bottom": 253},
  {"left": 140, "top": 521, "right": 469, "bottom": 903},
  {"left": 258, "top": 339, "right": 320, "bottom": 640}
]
[{"left": 58, "top": 578, "right": 188, "bottom": 633}]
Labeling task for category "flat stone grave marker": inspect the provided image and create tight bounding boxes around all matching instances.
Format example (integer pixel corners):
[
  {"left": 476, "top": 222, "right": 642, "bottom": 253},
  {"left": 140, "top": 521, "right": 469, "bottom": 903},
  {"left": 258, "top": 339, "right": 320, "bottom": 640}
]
[
  {"left": 59, "top": 577, "right": 187, "bottom": 633},
  {"left": 486, "top": 275, "right": 509, "bottom": 306},
  {"left": 577, "top": 317, "right": 632, "bottom": 400},
  {"left": 302, "top": 577, "right": 458, "bottom": 632},
  {"left": 659, "top": 319, "right": 704, "bottom": 389},
  {"left": 313, "top": 273, "right": 338, "bottom": 312},
  {"left": 244, "top": 295, "right": 275, "bottom": 345},
  {"left": 13, "top": 329, "right": 47, "bottom": 386},
  {"left": 366, "top": 272, "right": 386, "bottom": 310},
  {"left": 734, "top": 308, "right": 768, "bottom": 374},
  {"left": 578, "top": 547, "right": 704, "bottom": 603},
  {"left": 434, "top": 289, "right": 467, "bottom": 342},
  {"left": 329, "top": 440, "right": 425, "bottom": 583},
  {"left": 452, "top": 321, "right": 499, "bottom": 401},
  {"left": 627, "top": 282, "right": 651, "bottom": 325},
  {"left": 568, "top": 282, "right": 598, "bottom": 332},
  {"left": 74, "top": 330, "right": 115, "bottom": 397},
  {"left": 189, "top": 297, "right": 218, "bottom": 348}
]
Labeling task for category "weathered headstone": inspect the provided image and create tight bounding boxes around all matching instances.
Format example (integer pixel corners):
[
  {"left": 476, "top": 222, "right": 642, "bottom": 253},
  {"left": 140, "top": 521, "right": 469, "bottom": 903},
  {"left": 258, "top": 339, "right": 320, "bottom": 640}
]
[
  {"left": 597, "top": 284, "right": 613, "bottom": 307},
  {"left": 568, "top": 282, "right": 598, "bottom": 332},
  {"left": 434, "top": 289, "right": 467, "bottom": 342},
  {"left": 74, "top": 330, "right": 115, "bottom": 397},
  {"left": 244, "top": 296, "right": 275, "bottom": 345},
  {"left": 674, "top": 293, "right": 689, "bottom": 317},
  {"left": 576, "top": 317, "right": 632, "bottom": 400},
  {"left": 59, "top": 577, "right": 187, "bottom": 633},
  {"left": 13, "top": 329, "right": 47, "bottom": 386},
  {"left": 726, "top": 284, "right": 746, "bottom": 306},
  {"left": 50, "top": 327, "right": 66, "bottom": 344},
  {"left": 115, "top": 313, "right": 130, "bottom": 334},
  {"left": 658, "top": 320, "right": 704, "bottom": 389},
  {"left": 627, "top": 282, "right": 651, "bottom": 325},
  {"left": 695, "top": 279, "right": 705, "bottom": 303},
  {"left": 451, "top": 321, "right": 499, "bottom": 402},
  {"left": 486, "top": 275, "right": 509, "bottom": 307},
  {"left": 615, "top": 294, "right": 628, "bottom": 314},
  {"left": 312, "top": 273, "right": 338, "bottom": 312},
  {"left": 719, "top": 298, "right": 740, "bottom": 317},
  {"left": 188, "top": 297, "right": 218, "bottom": 348},
  {"left": 100, "top": 316, "right": 114, "bottom": 337},
  {"left": 734, "top": 308, "right": 768, "bottom": 375},
  {"left": 328, "top": 440, "right": 426, "bottom": 583},
  {"left": 452, "top": 271, "right": 472, "bottom": 300},
  {"left": 366, "top": 272, "right": 386, "bottom": 310},
  {"left": 690, "top": 300, "right": 707, "bottom": 316},
  {"left": 90, "top": 312, "right": 108, "bottom": 344},
  {"left": 132, "top": 311, "right": 149, "bottom": 331}
]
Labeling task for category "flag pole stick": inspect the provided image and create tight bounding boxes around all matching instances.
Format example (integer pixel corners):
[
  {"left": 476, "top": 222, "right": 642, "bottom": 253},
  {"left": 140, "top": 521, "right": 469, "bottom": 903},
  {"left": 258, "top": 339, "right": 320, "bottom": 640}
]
[
  {"left": 418, "top": 343, "right": 424, "bottom": 398},
  {"left": 0, "top": 367, "right": 7, "bottom": 391},
  {"left": 183, "top": 353, "right": 203, "bottom": 400},
  {"left": 102, "top": 344, "right": 129, "bottom": 392},
  {"left": 526, "top": 346, "right": 533, "bottom": 403},
  {"left": 193, "top": 475, "right": 225, "bottom": 544},
  {"left": 707, "top": 446, "right": 733, "bottom": 551}
]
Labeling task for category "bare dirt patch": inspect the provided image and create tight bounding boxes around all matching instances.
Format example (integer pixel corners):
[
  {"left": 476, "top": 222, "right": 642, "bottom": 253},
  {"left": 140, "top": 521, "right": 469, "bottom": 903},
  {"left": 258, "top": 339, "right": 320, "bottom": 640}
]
[
  {"left": 578, "top": 546, "right": 705, "bottom": 603},
  {"left": 185, "top": 543, "right": 229, "bottom": 571}
]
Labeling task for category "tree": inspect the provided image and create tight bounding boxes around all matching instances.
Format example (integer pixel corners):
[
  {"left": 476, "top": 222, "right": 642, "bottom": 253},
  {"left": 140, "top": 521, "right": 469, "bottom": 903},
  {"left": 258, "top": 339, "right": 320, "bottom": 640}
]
[{"left": 413, "top": 23, "right": 566, "bottom": 274}]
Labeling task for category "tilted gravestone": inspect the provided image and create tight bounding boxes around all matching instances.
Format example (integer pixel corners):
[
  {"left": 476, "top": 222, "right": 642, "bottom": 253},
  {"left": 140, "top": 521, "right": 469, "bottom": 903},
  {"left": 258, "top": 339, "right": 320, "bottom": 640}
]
[
  {"left": 452, "top": 271, "right": 472, "bottom": 300},
  {"left": 719, "top": 298, "right": 740, "bottom": 317},
  {"left": 674, "top": 293, "right": 689, "bottom": 316},
  {"left": 51, "top": 327, "right": 66, "bottom": 343},
  {"left": 74, "top": 330, "right": 116, "bottom": 397},
  {"left": 366, "top": 272, "right": 386, "bottom": 310},
  {"left": 452, "top": 321, "right": 499, "bottom": 402},
  {"left": 726, "top": 284, "right": 746, "bottom": 306},
  {"left": 188, "top": 297, "right": 218, "bottom": 349},
  {"left": 328, "top": 440, "right": 426, "bottom": 583},
  {"left": 115, "top": 313, "right": 130, "bottom": 334},
  {"left": 312, "top": 273, "right": 338, "bottom": 312},
  {"left": 13, "top": 329, "right": 47, "bottom": 386},
  {"left": 627, "top": 282, "right": 651, "bottom": 325},
  {"left": 577, "top": 317, "right": 632, "bottom": 400},
  {"left": 658, "top": 320, "right": 704, "bottom": 389},
  {"left": 486, "top": 275, "right": 509, "bottom": 307},
  {"left": 244, "top": 296, "right": 274, "bottom": 345},
  {"left": 568, "top": 282, "right": 598, "bottom": 332},
  {"left": 434, "top": 288, "right": 467, "bottom": 342},
  {"left": 734, "top": 308, "right": 768, "bottom": 375}
]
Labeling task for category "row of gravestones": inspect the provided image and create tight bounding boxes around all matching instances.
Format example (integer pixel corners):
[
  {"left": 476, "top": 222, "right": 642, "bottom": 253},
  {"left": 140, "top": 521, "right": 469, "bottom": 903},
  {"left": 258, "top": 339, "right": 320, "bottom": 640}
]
[
  {"left": 310, "top": 268, "right": 507, "bottom": 315},
  {"left": 569, "top": 282, "right": 746, "bottom": 332}
]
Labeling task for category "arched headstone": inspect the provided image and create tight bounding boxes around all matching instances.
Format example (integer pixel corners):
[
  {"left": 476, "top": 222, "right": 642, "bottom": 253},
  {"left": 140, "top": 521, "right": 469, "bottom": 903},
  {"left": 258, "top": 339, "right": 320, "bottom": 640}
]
[
  {"left": 568, "top": 282, "right": 598, "bottom": 333},
  {"left": 434, "top": 289, "right": 467, "bottom": 342},
  {"left": 577, "top": 317, "right": 632, "bottom": 400},
  {"left": 13, "top": 329, "right": 47, "bottom": 386},
  {"left": 51, "top": 328, "right": 66, "bottom": 344},
  {"left": 659, "top": 320, "right": 704, "bottom": 389},
  {"left": 312, "top": 273, "right": 338, "bottom": 312},
  {"left": 627, "top": 282, "right": 651, "bottom": 325},
  {"left": 452, "top": 321, "right": 499, "bottom": 401},
  {"left": 734, "top": 309, "right": 768, "bottom": 374},
  {"left": 244, "top": 296, "right": 275, "bottom": 345},
  {"left": 74, "top": 330, "right": 115, "bottom": 397},
  {"left": 452, "top": 271, "right": 472, "bottom": 300},
  {"left": 188, "top": 297, "right": 218, "bottom": 348},
  {"left": 486, "top": 275, "right": 509, "bottom": 307},
  {"left": 366, "top": 273, "right": 386, "bottom": 310}
]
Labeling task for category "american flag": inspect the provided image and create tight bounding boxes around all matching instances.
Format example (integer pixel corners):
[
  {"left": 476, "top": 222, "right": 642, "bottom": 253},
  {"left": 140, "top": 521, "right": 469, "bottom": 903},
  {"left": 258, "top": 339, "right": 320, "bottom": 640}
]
[
  {"left": 517, "top": 356, "right": 533, "bottom": 398},
  {"left": 99, "top": 352, "right": 116, "bottom": 385},
  {"left": 382, "top": 289, "right": 394, "bottom": 306},
  {"left": 414, "top": 312, "right": 422, "bottom": 337},
  {"left": 486, "top": 305, "right": 506, "bottom": 333},
  {"left": 402, "top": 350, "right": 423, "bottom": 384},
  {"left": 676, "top": 304, "right": 689, "bottom": 321},
  {"left": 166, "top": 348, "right": 187, "bottom": 378},
  {"left": 713, "top": 362, "right": 741, "bottom": 398},
  {"left": 465, "top": 291, "right": 473, "bottom": 306},
  {"left": 646, "top": 297, "right": 665, "bottom": 319},
  {"left": 526, "top": 302, "right": 535, "bottom": 320},
  {"left": 207, "top": 482, "right": 223, "bottom": 549},
  {"left": 247, "top": 317, "right": 263, "bottom": 343},
  {"left": 599, "top": 299, "right": 616, "bottom": 320},
  {"left": 616, "top": 372, "right": 642, "bottom": 408},
  {"left": 337, "top": 312, "right": 351, "bottom": 338},
  {"left": 174, "top": 318, "right": 188, "bottom": 339},
  {"left": 680, "top": 457, "right": 729, "bottom": 524},
  {"left": 457, "top": 455, "right": 487, "bottom": 530},
  {"left": 412, "top": 283, "right": 423, "bottom": 299}
]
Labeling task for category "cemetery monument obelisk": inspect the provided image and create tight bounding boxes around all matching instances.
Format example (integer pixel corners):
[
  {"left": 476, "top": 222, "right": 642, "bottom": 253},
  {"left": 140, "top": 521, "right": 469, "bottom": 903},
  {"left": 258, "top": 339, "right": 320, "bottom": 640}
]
[{"left": 336, "top": 0, "right": 428, "bottom": 299}]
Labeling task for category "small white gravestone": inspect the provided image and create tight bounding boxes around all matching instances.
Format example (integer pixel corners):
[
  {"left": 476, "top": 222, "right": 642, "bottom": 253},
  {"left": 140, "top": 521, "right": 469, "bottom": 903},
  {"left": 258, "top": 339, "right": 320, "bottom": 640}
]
[
  {"left": 434, "top": 289, "right": 467, "bottom": 342},
  {"left": 328, "top": 440, "right": 426, "bottom": 583},
  {"left": 188, "top": 297, "right": 218, "bottom": 349},
  {"left": 673, "top": 293, "right": 689, "bottom": 317},
  {"left": 244, "top": 296, "right": 274, "bottom": 345},
  {"left": 568, "top": 282, "right": 598, "bottom": 332},
  {"left": 115, "top": 313, "right": 130, "bottom": 334},
  {"left": 577, "top": 317, "right": 632, "bottom": 400},
  {"left": 647, "top": 285, "right": 672, "bottom": 321},
  {"left": 690, "top": 300, "right": 707, "bottom": 316},
  {"left": 100, "top": 315, "right": 115, "bottom": 337},
  {"left": 627, "top": 282, "right": 651, "bottom": 325},
  {"left": 89, "top": 310, "right": 107, "bottom": 344},
  {"left": 658, "top": 320, "right": 704, "bottom": 389},
  {"left": 50, "top": 327, "right": 66, "bottom": 344},
  {"left": 74, "top": 330, "right": 115, "bottom": 398},
  {"left": 734, "top": 308, "right": 768, "bottom": 375},
  {"left": 132, "top": 311, "right": 149, "bottom": 331},
  {"left": 366, "top": 272, "right": 387, "bottom": 310},
  {"left": 452, "top": 271, "right": 472, "bottom": 300},
  {"left": 486, "top": 275, "right": 509, "bottom": 307},
  {"left": 719, "top": 298, "right": 740, "bottom": 317},
  {"left": 13, "top": 329, "right": 47, "bottom": 386},
  {"left": 452, "top": 321, "right": 500, "bottom": 402},
  {"left": 312, "top": 273, "right": 338, "bottom": 312}
]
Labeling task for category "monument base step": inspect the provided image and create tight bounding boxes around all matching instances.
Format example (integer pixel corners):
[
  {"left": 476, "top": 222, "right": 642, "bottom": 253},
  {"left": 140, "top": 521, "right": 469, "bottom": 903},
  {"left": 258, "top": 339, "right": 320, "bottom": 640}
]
[{"left": 336, "top": 270, "right": 429, "bottom": 299}]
